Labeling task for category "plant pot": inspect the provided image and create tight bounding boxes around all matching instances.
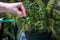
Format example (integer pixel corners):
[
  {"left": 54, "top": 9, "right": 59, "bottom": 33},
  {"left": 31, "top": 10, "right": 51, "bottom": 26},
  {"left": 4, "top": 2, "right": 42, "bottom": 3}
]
[{"left": 25, "top": 31, "right": 51, "bottom": 40}]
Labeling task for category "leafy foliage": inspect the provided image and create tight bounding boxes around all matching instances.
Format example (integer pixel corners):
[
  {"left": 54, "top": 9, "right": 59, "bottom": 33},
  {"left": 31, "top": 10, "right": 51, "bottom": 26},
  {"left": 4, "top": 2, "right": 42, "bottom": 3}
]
[{"left": 1, "top": 0, "right": 60, "bottom": 40}]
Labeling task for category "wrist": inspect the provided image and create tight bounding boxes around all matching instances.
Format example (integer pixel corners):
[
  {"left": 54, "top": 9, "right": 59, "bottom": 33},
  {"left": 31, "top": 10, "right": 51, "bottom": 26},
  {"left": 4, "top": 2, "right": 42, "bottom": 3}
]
[{"left": 0, "top": 2, "right": 11, "bottom": 13}]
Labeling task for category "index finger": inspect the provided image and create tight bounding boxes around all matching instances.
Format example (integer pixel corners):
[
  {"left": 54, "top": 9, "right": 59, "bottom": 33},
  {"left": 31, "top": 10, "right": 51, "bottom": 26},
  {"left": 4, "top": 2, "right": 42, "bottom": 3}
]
[{"left": 20, "top": 3, "right": 26, "bottom": 17}]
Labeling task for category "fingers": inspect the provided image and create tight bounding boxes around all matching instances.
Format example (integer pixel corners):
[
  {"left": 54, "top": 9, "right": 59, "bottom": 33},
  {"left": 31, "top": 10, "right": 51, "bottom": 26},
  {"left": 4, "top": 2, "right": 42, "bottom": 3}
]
[
  {"left": 17, "top": 11, "right": 23, "bottom": 17},
  {"left": 15, "top": 8, "right": 23, "bottom": 17},
  {"left": 20, "top": 3, "right": 26, "bottom": 17},
  {"left": 11, "top": 2, "right": 26, "bottom": 17}
]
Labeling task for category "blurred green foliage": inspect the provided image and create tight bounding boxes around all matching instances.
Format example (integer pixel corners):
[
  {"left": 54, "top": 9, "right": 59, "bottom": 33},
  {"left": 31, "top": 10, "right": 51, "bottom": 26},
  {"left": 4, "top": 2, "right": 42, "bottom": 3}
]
[{"left": 1, "top": 0, "right": 60, "bottom": 40}]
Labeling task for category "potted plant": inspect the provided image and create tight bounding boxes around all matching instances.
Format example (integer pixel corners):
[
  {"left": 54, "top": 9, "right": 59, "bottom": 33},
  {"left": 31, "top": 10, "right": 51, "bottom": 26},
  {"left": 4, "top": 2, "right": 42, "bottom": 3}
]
[
  {"left": 19, "top": 0, "right": 60, "bottom": 40},
  {"left": 19, "top": 0, "right": 55, "bottom": 40},
  {"left": 2, "top": 0, "right": 60, "bottom": 40}
]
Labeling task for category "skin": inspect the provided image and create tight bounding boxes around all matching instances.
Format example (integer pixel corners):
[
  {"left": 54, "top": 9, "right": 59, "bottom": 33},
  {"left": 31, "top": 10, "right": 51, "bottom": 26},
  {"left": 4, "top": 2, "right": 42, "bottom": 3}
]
[
  {"left": 0, "top": 2, "right": 26, "bottom": 17},
  {"left": 0, "top": 2, "right": 26, "bottom": 30}
]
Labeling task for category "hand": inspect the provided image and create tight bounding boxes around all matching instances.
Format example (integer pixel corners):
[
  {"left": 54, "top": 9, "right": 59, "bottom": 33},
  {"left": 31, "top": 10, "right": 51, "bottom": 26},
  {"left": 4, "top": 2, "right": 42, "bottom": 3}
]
[{"left": 7, "top": 2, "right": 26, "bottom": 17}]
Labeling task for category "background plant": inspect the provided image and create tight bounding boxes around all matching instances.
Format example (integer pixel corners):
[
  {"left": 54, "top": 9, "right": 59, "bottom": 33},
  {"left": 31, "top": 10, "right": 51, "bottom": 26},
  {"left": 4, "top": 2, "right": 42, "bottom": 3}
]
[{"left": 0, "top": 0, "right": 60, "bottom": 40}]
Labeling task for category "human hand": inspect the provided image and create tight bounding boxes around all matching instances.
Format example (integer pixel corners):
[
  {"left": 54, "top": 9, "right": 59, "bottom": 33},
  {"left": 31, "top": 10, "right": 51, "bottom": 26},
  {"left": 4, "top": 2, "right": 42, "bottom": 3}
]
[{"left": 6, "top": 2, "right": 26, "bottom": 17}]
